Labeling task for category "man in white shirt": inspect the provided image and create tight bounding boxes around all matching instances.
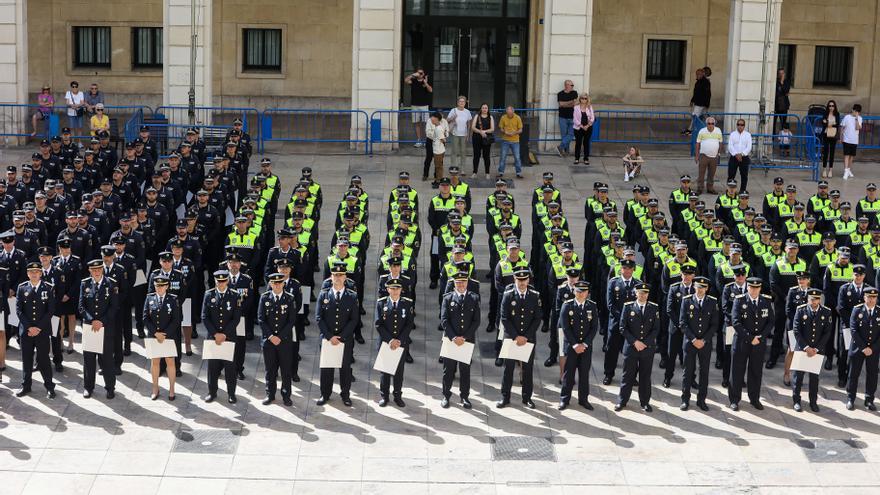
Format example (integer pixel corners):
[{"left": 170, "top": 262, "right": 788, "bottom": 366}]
[
  {"left": 727, "top": 119, "right": 752, "bottom": 192},
  {"left": 695, "top": 117, "right": 723, "bottom": 195},
  {"left": 840, "top": 104, "right": 863, "bottom": 180}
]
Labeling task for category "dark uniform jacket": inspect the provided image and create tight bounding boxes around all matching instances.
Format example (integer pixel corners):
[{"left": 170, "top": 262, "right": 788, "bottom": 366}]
[
  {"left": 374, "top": 296, "right": 415, "bottom": 346},
  {"left": 792, "top": 303, "right": 832, "bottom": 351},
  {"left": 560, "top": 298, "right": 599, "bottom": 351},
  {"left": 849, "top": 304, "right": 880, "bottom": 356},
  {"left": 679, "top": 294, "right": 719, "bottom": 342},
  {"left": 78, "top": 277, "right": 118, "bottom": 326},
  {"left": 316, "top": 287, "right": 359, "bottom": 342},
  {"left": 143, "top": 292, "right": 182, "bottom": 340},
  {"left": 16, "top": 281, "right": 55, "bottom": 332},
  {"left": 667, "top": 281, "right": 695, "bottom": 334},
  {"left": 440, "top": 290, "right": 481, "bottom": 342},
  {"left": 201, "top": 288, "right": 242, "bottom": 339},
  {"left": 500, "top": 288, "right": 543, "bottom": 343},
  {"left": 620, "top": 301, "right": 660, "bottom": 355},
  {"left": 607, "top": 276, "right": 641, "bottom": 333},
  {"left": 730, "top": 294, "right": 775, "bottom": 348},
  {"left": 257, "top": 290, "right": 299, "bottom": 345}
]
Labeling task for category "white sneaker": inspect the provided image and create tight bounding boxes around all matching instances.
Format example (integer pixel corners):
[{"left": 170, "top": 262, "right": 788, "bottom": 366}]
[
  {"left": 845, "top": 168, "right": 854, "bottom": 179},
  {"left": 623, "top": 174, "right": 630, "bottom": 182}
]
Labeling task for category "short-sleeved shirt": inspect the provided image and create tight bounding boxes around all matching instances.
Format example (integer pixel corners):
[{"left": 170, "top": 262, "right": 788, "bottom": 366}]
[
  {"left": 65, "top": 91, "right": 84, "bottom": 117},
  {"left": 410, "top": 79, "right": 432, "bottom": 106},
  {"left": 447, "top": 108, "right": 472, "bottom": 137},
  {"left": 696, "top": 126, "right": 723, "bottom": 157},
  {"left": 499, "top": 114, "right": 523, "bottom": 143},
  {"left": 841, "top": 114, "right": 862, "bottom": 145},
  {"left": 557, "top": 90, "right": 578, "bottom": 119}
]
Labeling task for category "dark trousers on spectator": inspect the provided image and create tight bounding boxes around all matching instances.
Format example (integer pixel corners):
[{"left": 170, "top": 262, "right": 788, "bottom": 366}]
[
  {"left": 471, "top": 136, "right": 491, "bottom": 174},
  {"left": 727, "top": 155, "right": 750, "bottom": 191},
  {"left": 574, "top": 126, "right": 592, "bottom": 161},
  {"left": 822, "top": 136, "right": 838, "bottom": 169}
]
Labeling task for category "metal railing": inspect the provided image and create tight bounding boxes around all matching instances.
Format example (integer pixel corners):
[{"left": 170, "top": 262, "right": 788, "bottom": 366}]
[
  {"left": 0, "top": 104, "right": 151, "bottom": 144},
  {"left": 263, "top": 109, "right": 370, "bottom": 154},
  {"left": 153, "top": 105, "right": 261, "bottom": 153},
  {"left": 369, "top": 109, "right": 437, "bottom": 149}
]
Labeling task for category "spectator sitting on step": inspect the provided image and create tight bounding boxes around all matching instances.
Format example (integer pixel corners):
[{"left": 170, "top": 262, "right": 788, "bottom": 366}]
[{"left": 622, "top": 146, "right": 644, "bottom": 182}]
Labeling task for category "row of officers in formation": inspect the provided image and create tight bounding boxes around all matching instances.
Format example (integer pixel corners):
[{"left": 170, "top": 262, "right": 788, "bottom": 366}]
[{"left": 3, "top": 137, "right": 880, "bottom": 413}]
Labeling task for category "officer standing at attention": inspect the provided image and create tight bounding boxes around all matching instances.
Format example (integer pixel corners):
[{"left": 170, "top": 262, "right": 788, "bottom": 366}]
[
  {"left": 791, "top": 288, "right": 832, "bottom": 412},
  {"left": 604, "top": 259, "right": 641, "bottom": 385},
  {"left": 729, "top": 277, "right": 775, "bottom": 411},
  {"left": 316, "top": 264, "right": 359, "bottom": 407},
  {"left": 374, "top": 279, "right": 414, "bottom": 407},
  {"left": 837, "top": 264, "right": 871, "bottom": 388},
  {"left": 258, "top": 273, "right": 299, "bottom": 407},
  {"left": 497, "top": 269, "right": 543, "bottom": 409},
  {"left": 615, "top": 283, "right": 660, "bottom": 412},
  {"left": 846, "top": 287, "right": 880, "bottom": 411},
  {"left": 79, "top": 259, "right": 118, "bottom": 399},
  {"left": 440, "top": 272, "right": 481, "bottom": 409},
  {"left": 201, "top": 270, "right": 242, "bottom": 404},
  {"left": 663, "top": 265, "right": 696, "bottom": 388},
  {"left": 678, "top": 276, "right": 719, "bottom": 411},
  {"left": 558, "top": 280, "right": 599, "bottom": 410},
  {"left": 143, "top": 275, "right": 181, "bottom": 401},
  {"left": 15, "top": 262, "right": 56, "bottom": 399}
]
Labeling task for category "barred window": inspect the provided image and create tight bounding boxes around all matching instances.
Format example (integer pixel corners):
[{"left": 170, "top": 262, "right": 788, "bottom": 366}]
[
  {"left": 645, "top": 39, "right": 686, "bottom": 83},
  {"left": 813, "top": 46, "right": 852, "bottom": 88},
  {"left": 777, "top": 44, "right": 796, "bottom": 84},
  {"left": 243, "top": 29, "right": 282, "bottom": 72},
  {"left": 132, "top": 27, "right": 163, "bottom": 69},
  {"left": 74, "top": 27, "right": 111, "bottom": 68}
]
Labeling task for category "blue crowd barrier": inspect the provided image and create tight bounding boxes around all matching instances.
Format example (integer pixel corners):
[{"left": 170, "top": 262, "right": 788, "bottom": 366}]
[
  {"left": 155, "top": 106, "right": 261, "bottom": 153},
  {"left": 263, "top": 109, "right": 370, "bottom": 154}
]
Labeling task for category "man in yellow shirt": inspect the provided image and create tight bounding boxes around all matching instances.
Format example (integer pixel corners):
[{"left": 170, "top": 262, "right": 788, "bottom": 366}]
[
  {"left": 89, "top": 103, "right": 110, "bottom": 136},
  {"left": 498, "top": 106, "right": 523, "bottom": 179}
]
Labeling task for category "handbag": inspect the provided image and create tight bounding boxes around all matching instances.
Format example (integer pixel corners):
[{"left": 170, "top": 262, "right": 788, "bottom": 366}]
[{"left": 477, "top": 116, "right": 494, "bottom": 145}]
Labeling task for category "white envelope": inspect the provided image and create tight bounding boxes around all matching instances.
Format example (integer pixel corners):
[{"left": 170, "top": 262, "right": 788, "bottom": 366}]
[
  {"left": 787, "top": 330, "right": 796, "bottom": 350},
  {"left": 320, "top": 339, "right": 344, "bottom": 368},
  {"left": 81, "top": 324, "right": 104, "bottom": 354},
  {"left": 725, "top": 326, "right": 735, "bottom": 346},
  {"left": 299, "top": 286, "right": 310, "bottom": 314},
  {"left": 431, "top": 236, "right": 439, "bottom": 255},
  {"left": 185, "top": 191, "right": 193, "bottom": 204},
  {"left": 439, "top": 337, "right": 474, "bottom": 364},
  {"left": 225, "top": 207, "right": 234, "bottom": 226},
  {"left": 145, "top": 337, "right": 178, "bottom": 358},
  {"left": 146, "top": 260, "right": 152, "bottom": 274},
  {"left": 181, "top": 299, "right": 192, "bottom": 326},
  {"left": 236, "top": 319, "right": 246, "bottom": 337},
  {"left": 51, "top": 316, "right": 60, "bottom": 337},
  {"left": 500, "top": 339, "right": 535, "bottom": 362},
  {"left": 373, "top": 341, "right": 404, "bottom": 375},
  {"left": 558, "top": 328, "right": 565, "bottom": 357},
  {"left": 134, "top": 269, "right": 147, "bottom": 287},
  {"left": 842, "top": 327, "right": 853, "bottom": 350},
  {"left": 175, "top": 204, "right": 185, "bottom": 219},
  {"left": 790, "top": 351, "right": 824, "bottom": 375},
  {"left": 203, "top": 340, "right": 235, "bottom": 361},
  {"left": 7, "top": 297, "right": 18, "bottom": 326}
]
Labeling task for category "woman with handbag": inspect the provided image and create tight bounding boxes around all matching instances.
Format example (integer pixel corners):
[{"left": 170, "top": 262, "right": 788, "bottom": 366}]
[
  {"left": 820, "top": 99, "right": 841, "bottom": 178},
  {"left": 64, "top": 81, "right": 85, "bottom": 138},
  {"left": 470, "top": 103, "right": 495, "bottom": 179}
]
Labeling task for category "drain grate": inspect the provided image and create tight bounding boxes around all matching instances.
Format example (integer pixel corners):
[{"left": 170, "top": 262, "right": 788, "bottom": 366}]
[
  {"left": 492, "top": 436, "right": 556, "bottom": 461},
  {"left": 172, "top": 429, "right": 241, "bottom": 454},
  {"left": 796, "top": 439, "right": 867, "bottom": 463}
]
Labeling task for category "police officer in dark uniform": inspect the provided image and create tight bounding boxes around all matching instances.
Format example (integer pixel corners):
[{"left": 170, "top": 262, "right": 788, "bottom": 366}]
[
  {"left": 440, "top": 272, "right": 481, "bottom": 409},
  {"left": 14, "top": 262, "right": 56, "bottom": 398},
  {"left": 664, "top": 265, "right": 696, "bottom": 388},
  {"left": 558, "top": 281, "right": 599, "bottom": 410},
  {"left": 79, "top": 259, "right": 118, "bottom": 399},
  {"left": 604, "top": 259, "right": 641, "bottom": 385},
  {"left": 143, "top": 275, "right": 181, "bottom": 401},
  {"left": 53, "top": 237, "right": 81, "bottom": 355},
  {"left": 258, "top": 273, "right": 299, "bottom": 407},
  {"left": 837, "top": 264, "right": 871, "bottom": 388},
  {"left": 101, "top": 244, "right": 133, "bottom": 374},
  {"left": 615, "top": 283, "right": 660, "bottom": 412},
  {"left": 316, "top": 264, "right": 359, "bottom": 407},
  {"left": 679, "top": 276, "right": 719, "bottom": 411},
  {"left": 846, "top": 287, "right": 880, "bottom": 411},
  {"left": 201, "top": 270, "right": 242, "bottom": 403},
  {"left": 374, "top": 279, "right": 414, "bottom": 407},
  {"left": 729, "top": 277, "right": 775, "bottom": 411},
  {"left": 497, "top": 269, "right": 543, "bottom": 409},
  {"left": 226, "top": 254, "right": 255, "bottom": 376},
  {"left": 791, "top": 288, "right": 832, "bottom": 412}
]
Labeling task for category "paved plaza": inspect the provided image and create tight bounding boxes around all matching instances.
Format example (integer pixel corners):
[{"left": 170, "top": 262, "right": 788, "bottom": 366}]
[{"left": 1, "top": 147, "right": 880, "bottom": 494}]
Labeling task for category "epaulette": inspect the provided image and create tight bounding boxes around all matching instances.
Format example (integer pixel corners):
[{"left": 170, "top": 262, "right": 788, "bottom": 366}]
[
  {"left": 377, "top": 296, "right": 387, "bottom": 302},
  {"left": 723, "top": 281, "right": 736, "bottom": 288},
  {"left": 796, "top": 303, "right": 807, "bottom": 309},
  {"left": 648, "top": 301, "right": 658, "bottom": 307},
  {"left": 761, "top": 294, "right": 772, "bottom": 299},
  {"left": 504, "top": 288, "right": 516, "bottom": 294},
  {"left": 682, "top": 293, "right": 695, "bottom": 299},
  {"left": 734, "top": 293, "right": 745, "bottom": 298},
  {"left": 401, "top": 297, "right": 413, "bottom": 302},
  {"left": 706, "top": 295, "right": 717, "bottom": 301},
  {"left": 528, "top": 288, "right": 539, "bottom": 294},
  {"left": 855, "top": 303, "right": 865, "bottom": 308},
  {"left": 821, "top": 304, "right": 830, "bottom": 311},
  {"left": 624, "top": 300, "right": 635, "bottom": 306}
]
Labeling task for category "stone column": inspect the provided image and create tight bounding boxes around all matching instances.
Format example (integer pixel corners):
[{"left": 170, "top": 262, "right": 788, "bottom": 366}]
[
  {"left": 351, "top": 0, "right": 401, "bottom": 151},
  {"left": 0, "top": 0, "right": 27, "bottom": 142},
  {"left": 539, "top": 0, "right": 593, "bottom": 150},
  {"left": 724, "top": 0, "right": 782, "bottom": 118},
  {"left": 163, "top": 0, "right": 213, "bottom": 124}
]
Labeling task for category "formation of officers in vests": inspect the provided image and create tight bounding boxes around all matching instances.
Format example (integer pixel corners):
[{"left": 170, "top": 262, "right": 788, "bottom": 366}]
[{"left": 3, "top": 121, "right": 880, "bottom": 415}]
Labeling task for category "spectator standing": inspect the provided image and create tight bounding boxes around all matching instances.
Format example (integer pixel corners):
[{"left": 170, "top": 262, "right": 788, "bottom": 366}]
[
  {"left": 89, "top": 104, "right": 110, "bottom": 137},
  {"left": 773, "top": 69, "right": 791, "bottom": 132},
  {"left": 727, "top": 119, "right": 752, "bottom": 192},
  {"left": 694, "top": 116, "right": 723, "bottom": 195},
  {"left": 572, "top": 93, "right": 595, "bottom": 165},
  {"left": 683, "top": 67, "right": 711, "bottom": 135},
  {"left": 470, "top": 103, "right": 495, "bottom": 179},
  {"left": 423, "top": 111, "right": 448, "bottom": 187},
  {"left": 556, "top": 80, "right": 578, "bottom": 157},
  {"left": 84, "top": 83, "right": 105, "bottom": 119},
  {"left": 64, "top": 81, "right": 85, "bottom": 138},
  {"left": 30, "top": 85, "right": 55, "bottom": 137},
  {"left": 405, "top": 68, "right": 433, "bottom": 148},
  {"left": 840, "top": 104, "right": 863, "bottom": 180},
  {"left": 819, "top": 100, "right": 840, "bottom": 178},
  {"left": 497, "top": 106, "right": 523, "bottom": 179},
  {"left": 778, "top": 124, "right": 792, "bottom": 157},
  {"left": 446, "top": 96, "right": 472, "bottom": 169}
]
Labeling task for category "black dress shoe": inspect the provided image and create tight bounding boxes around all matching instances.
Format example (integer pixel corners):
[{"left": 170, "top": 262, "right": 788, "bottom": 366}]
[
  {"left": 54, "top": 363, "right": 63, "bottom": 372},
  {"left": 228, "top": 395, "right": 237, "bottom": 404},
  {"left": 137, "top": 331, "right": 146, "bottom": 339},
  {"left": 292, "top": 374, "right": 300, "bottom": 382},
  {"left": 486, "top": 323, "right": 495, "bottom": 333},
  {"left": 237, "top": 372, "right": 245, "bottom": 380},
  {"left": 809, "top": 402, "right": 820, "bottom": 413},
  {"left": 440, "top": 398, "right": 450, "bottom": 409},
  {"left": 614, "top": 403, "right": 624, "bottom": 412},
  {"left": 115, "top": 369, "right": 122, "bottom": 376},
  {"left": 378, "top": 397, "right": 388, "bottom": 407},
  {"left": 824, "top": 360, "right": 833, "bottom": 371},
  {"left": 838, "top": 379, "right": 847, "bottom": 388},
  {"left": 750, "top": 400, "right": 764, "bottom": 410},
  {"left": 658, "top": 357, "right": 667, "bottom": 369},
  {"left": 783, "top": 377, "right": 792, "bottom": 387},
  {"left": 721, "top": 380, "right": 729, "bottom": 388},
  {"left": 642, "top": 404, "right": 653, "bottom": 413},
  {"left": 123, "top": 348, "right": 131, "bottom": 357},
  {"left": 846, "top": 400, "right": 855, "bottom": 410},
  {"left": 176, "top": 370, "right": 182, "bottom": 377},
  {"left": 496, "top": 399, "right": 509, "bottom": 409},
  {"left": 405, "top": 353, "right": 414, "bottom": 364},
  {"left": 393, "top": 396, "right": 406, "bottom": 407},
  {"left": 793, "top": 401, "right": 802, "bottom": 412},
  {"left": 83, "top": 390, "right": 92, "bottom": 398},
  {"left": 602, "top": 376, "right": 612, "bottom": 385},
  {"left": 342, "top": 398, "right": 353, "bottom": 407},
  {"left": 185, "top": 351, "right": 193, "bottom": 357},
  {"left": 262, "top": 396, "right": 274, "bottom": 405},
  {"left": 558, "top": 402, "right": 568, "bottom": 411},
  {"left": 729, "top": 402, "right": 739, "bottom": 411},
  {"left": 765, "top": 359, "right": 776, "bottom": 369},
  {"left": 429, "top": 281, "right": 438, "bottom": 289},
  {"left": 715, "top": 359, "right": 722, "bottom": 369},
  {"left": 868, "top": 401, "right": 877, "bottom": 412},
  {"left": 283, "top": 396, "right": 292, "bottom": 406},
  {"left": 203, "top": 393, "right": 216, "bottom": 403},
  {"left": 14, "top": 388, "right": 30, "bottom": 398},
  {"left": 494, "top": 357, "right": 503, "bottom": 367},
  {"left": 696, "top": 401, "right": 709, "bottom": 411},
  {"left": 47, "top": 389, "right": 56, "bottom": 399},
  {"left": 66, "top": 349, "right": 73, "bottom": 355},
  {"left": 579, "top": 400, "right": 594, "bottom": 411},
  {"left": 543, "top": 356, "right": 556, "bottom": 367},
  {"left": 355, "top": 335, "right": 366, "bottom": 344},
  {"left": 151, "top": 392, "right": 160, "bottom": 401},
  {"left": 316, "top": 397, "right": 328, "bottom": 406},
  {"left": 679, "top": 402, "right": 689, "bottom": 411},
  {"left": 359, "top": 308, "right": 366, "bottom": 316},
  {"left": 191, "top": 329, "right": 199, "bottom": 338},
  {"left": 662, "top": 378, "right": 671, "bottom": 388},
  {"left": 523, "top": 400, "right": 535, "bottom": 409},
  {"left": 106, "top": 390, "right": 115, "bottom": 399},
  {"left": 461, "top": 398, "right": 472, "bottom": 409}
]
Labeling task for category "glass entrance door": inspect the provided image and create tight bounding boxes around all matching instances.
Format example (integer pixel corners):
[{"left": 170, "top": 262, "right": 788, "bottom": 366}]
[{"left": 431, "top": 27, "right": 497, "bottom": 108}]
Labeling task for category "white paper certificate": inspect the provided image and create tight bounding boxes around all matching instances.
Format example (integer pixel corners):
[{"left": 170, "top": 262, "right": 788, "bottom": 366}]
[
  {"left": 790, "top": 351, "right": 824, "bottom": 375},
  {"left": 842, "top": 327, "right": 853, "bottom": 350},
  {"left": 440, "top": 337, "right": 474, "bottom": 364},
  {"left": 145, "top": 337, "right": 178, "bottom": 358},
  {"left": 787, "top": 330, "right": 796, "bottom": 350},
  {"left": 320, "top": 339, "right": 344, "bottom": 368},
  {"left": 725, "top": 326, "right": 735, "bottom": 346},
  {"left": 81, "top": 324, "right": 104, "bottom": 354},
  {"left": 203, "top": 341, "right": 235, "bottom": 361},
  {"left": 181, "top": 299, "right": 192, "bottom": 326},
  {"left": 134, "top": 270, "right": 147, "bottom": 287},
  {"left": 499, "top": 339, "right": 535, "bottom": 362},
  {"left": 236, "top": 319, "right": 246, "bottom": 337},
  {"left": 51, "top": 316, "right": 60, "bottom": 337},
  {"left": 431, "top": 236, "right": 439, "bottom": 255},
  {"left": 374, "top": 342, "right": 404, "bottom": 375},
  {"left": 7, "top": 297, "right": 18, "bottom": 326}
]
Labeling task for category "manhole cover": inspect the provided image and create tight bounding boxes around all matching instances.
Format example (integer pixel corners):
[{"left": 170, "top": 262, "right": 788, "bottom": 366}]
[
  {"left": 796, "top": 439, "right": 866, "bottom": 463},
  {"left": 172, "top": 429, "right": 241, "bottom": 454},
  {"left": 492, "top": 436, "right": 556, "bottom": 461}
]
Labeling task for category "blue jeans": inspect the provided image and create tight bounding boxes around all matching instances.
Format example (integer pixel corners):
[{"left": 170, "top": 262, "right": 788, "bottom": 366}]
[
  {"left": 498, "top": 141, "right": 522, "bottom": 174},
  {"left": 559, "top": 117, "right": 574, "bottom": 151}
]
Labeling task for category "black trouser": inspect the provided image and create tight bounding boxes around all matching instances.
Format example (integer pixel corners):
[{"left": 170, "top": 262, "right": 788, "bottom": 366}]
[
  {"left": 264, "top": 340, "right": 294, "bottom": 399},
  {"left": 132, "top": 285, "right": 147, "bottom": 336},
  {"left": 83, "top": 328, "right": 116, "bottom": 392},
  {"left": 603, "top": 330, "right": 624, "bottom": 378},
  {"left": 664, "top": 329, "right": 684, "bottom": 381},
  {"left": 547, "top": 325, "right": 559, "bottom": 360},
  {"left": 826, "top": 313, "right": 838, "bottom": 364},
  {"left": 573, "top": 126, "right": 592, "bottom": 161},
  {"left": 838, "top": 326, "right": 850, "bottom": 383},
  {"left": 770, "top": 300, "right": 786, "bottom": 359},
  {"left": 120, "top": 296, "right": 133, "bottom": 350},
  {"left": 681, "top": 342, "right": 711, "bottom": 404},
  {"left": 793, "top": 370, "right": 819, "bottom": 404},
  {"left": 20, "top": 329, "right": 54, "bottom": 391},
  {"left": 619, "top": 348, "right": 654, "bottom": 406},
  {"left": 207, "top": 359, "right": 237, "bottom": 397},
  {"left": 727, "top": 155, "right": 750, "bottom": 192},
  {"left": 472, "top": 136, "right": 491, "bottom": 174},
  {"left": 319, "top": 341, "right": 353, "bottom": 400},
  {"left": 51, "top": 328, "right": 64, "bottom": 366},
  {"left": 442, "top": 359, "right": 470, "bottom": 399},
  {"left": 112, "top": 307, "right": 126, "bottom": 370},
  {"left": 429, "top": 236, "right": 441, "bottom": 283},
  {"left": 847, "top": 351, "right": 879, "bottom": 402},
  {"left": 721, "top": 343, "right": 732, "bottom": 383},
  {"left": 729, "top": 339, "right": 765, "bottom": 404},
  {"left": 658, "top": 312, "right": 669, "bottom": 363},
  {"left": 822, "top": 136, "right": 838, "bottom": 169},
  {"left": 501, "top": 351, "right": 535, "bottom": 402},
  {"left": 560, "top": 347, "right": 591, "bottom": 404},
  {"left": 234, "top": 335, "right": 247, "bottom": 373},
  {"left": 488, "top": 284, "right": 499, "bottom": 327},
  {"left": 379, "top": 355, "right": 405, "bottom": 399},
  {"left": 422, "top": 138, "right": 434, "bottom": 178}
]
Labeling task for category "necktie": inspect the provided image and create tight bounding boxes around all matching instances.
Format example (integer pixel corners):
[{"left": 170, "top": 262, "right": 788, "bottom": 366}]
[
  {"left": 392, "top": 301, "right": 397, "bottom": 311},
  {"left": 158, "top": 297, "right": 163, "bottom": 307},
  {"left": 335, "top": 291, "right": 341, "bottom": 302},
  {"left": 231, "top": 276, "right": 237, "bottom": 286}
]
